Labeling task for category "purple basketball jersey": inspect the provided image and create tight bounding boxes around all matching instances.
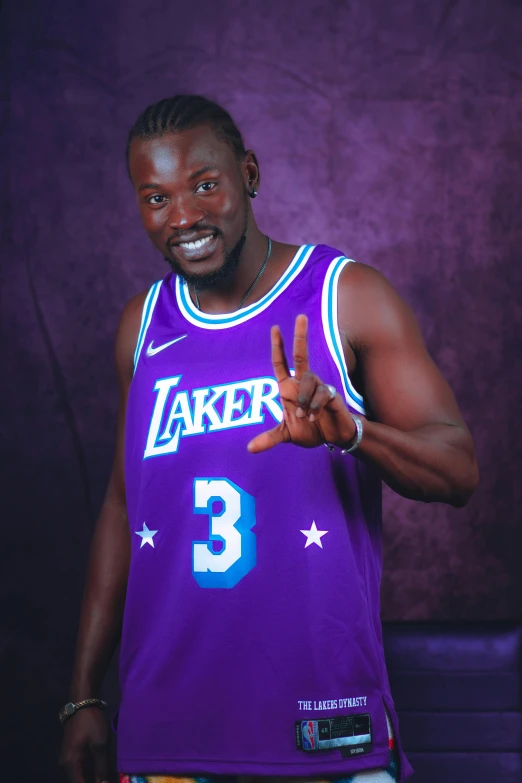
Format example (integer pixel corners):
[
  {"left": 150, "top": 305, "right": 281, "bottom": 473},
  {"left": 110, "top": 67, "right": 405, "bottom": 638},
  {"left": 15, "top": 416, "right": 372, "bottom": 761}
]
[{"left": 119, "top": 244, "right": 413, "bottom": 780}]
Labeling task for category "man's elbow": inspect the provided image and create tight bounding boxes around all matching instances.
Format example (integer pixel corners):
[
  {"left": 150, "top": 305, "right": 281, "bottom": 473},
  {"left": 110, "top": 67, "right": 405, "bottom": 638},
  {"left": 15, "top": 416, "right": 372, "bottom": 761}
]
[{"left": 449, "top": 453, "right": 479, "bottom": 508}]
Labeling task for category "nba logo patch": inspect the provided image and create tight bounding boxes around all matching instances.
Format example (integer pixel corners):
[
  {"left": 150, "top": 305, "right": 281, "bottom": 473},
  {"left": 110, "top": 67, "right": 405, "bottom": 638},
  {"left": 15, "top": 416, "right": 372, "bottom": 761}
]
[{"left": 301, "top": 720, "right": 317, "bottom": 750}]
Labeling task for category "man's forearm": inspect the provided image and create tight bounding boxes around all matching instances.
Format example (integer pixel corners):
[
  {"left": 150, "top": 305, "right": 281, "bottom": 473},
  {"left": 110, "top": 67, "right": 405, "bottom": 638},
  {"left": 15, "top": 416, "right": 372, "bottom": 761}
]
[
  {"left": 347, "top": 419, "right": 478, "bottom": 506},
  {"left": 69, "top": 500, "right": 131, "bottom": 700}
]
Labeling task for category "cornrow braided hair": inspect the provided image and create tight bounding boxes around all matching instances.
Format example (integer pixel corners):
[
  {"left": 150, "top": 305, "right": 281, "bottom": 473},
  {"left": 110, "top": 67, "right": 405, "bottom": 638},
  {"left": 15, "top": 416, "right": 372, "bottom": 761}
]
[{"left": 126, "top": 95, "right": 246, "bottom": 173}]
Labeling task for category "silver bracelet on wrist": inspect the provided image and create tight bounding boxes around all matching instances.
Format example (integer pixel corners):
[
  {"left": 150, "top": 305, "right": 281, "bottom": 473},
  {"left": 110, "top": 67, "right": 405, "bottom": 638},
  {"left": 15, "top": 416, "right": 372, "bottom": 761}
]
[
  {"left": 324, "top": 414, "right": 364, "bottom": 454},
  {"left": 58, "top": 698, "right": 107, "bottom": 725}
]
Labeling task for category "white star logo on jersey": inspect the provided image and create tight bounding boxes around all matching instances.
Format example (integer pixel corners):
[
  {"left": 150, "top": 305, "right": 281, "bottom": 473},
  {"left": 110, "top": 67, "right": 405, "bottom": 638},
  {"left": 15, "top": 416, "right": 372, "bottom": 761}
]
[
  {"left": 300, "top": 521, "right": 328, "bottom": 548},
  {"left": 135, "top": 522, "right": 158, "bottom": 548}
]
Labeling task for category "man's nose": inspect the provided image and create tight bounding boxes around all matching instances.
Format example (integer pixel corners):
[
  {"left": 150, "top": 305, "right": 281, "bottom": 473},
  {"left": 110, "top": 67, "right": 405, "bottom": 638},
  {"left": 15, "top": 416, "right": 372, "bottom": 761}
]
[{"left": 168, "top": 194, "right": 206, "bottom": 229}]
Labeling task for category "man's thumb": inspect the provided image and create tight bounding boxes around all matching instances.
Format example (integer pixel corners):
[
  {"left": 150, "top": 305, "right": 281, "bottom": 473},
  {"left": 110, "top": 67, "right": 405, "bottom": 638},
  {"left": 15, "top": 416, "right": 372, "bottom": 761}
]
[
  {"left": 91, "top": 740, "right": 111, "bottom": 783},
  {"left": 247, "top": 427, "right": 283, "bottom": 454}
]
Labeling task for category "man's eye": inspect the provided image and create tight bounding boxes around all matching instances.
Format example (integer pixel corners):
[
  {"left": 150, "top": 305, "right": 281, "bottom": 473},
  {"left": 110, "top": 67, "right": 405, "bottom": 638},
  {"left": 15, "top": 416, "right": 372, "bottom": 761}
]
[
  {"left": 147, "top": 195, "right": 167, "bottom": 205},
  {"left": 196, "top": 182, "right": 216, "bottom": 194}
]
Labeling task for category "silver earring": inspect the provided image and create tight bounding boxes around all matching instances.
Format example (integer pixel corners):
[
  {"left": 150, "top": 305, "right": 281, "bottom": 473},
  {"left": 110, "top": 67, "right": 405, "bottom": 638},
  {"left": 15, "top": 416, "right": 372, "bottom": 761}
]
[{"left": 250, "top": 188, "right": 258, "bottom": 198}]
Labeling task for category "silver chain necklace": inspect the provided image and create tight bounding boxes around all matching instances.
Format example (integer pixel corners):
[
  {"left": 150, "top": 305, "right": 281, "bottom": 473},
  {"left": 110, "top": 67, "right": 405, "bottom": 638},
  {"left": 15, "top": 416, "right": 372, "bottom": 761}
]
[{"left": 193, "top": 237, "right": 272, "bottom": 311}]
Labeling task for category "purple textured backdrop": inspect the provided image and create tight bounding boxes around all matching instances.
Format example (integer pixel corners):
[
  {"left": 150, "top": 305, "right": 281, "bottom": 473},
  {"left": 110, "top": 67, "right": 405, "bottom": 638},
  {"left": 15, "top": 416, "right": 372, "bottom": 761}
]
[{"left": 1, "top": 0, "right": 521, "bottom": 777}]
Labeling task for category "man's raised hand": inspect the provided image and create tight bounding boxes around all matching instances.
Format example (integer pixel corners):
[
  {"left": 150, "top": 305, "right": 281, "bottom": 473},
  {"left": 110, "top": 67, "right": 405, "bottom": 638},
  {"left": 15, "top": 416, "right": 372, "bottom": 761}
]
[{"left": 247, "top": 314, "right": 357, "bottom": 453}]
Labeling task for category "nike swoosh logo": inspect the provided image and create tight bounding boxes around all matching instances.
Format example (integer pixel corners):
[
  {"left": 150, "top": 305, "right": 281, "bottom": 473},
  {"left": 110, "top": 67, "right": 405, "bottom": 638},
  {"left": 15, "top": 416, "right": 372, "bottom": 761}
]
[{"left": 146, "top": 335, "right": 187, "bottom": 357}]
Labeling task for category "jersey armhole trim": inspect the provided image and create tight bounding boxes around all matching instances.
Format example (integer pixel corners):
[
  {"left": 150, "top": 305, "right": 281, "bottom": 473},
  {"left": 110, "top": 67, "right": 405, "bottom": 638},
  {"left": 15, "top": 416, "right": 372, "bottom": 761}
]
[
  {"left": 321, "top": 257, "right": 366, "bottom": 415},
  {"left": 133, "top": 280, "right": 163, "bottom": 373}
]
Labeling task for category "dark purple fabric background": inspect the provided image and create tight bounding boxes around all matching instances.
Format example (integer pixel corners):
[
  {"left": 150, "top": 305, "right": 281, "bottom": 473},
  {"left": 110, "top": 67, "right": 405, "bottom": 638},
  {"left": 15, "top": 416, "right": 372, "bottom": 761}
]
[{"left": 1, "top": 0, "right": 521, "bottom": 778}]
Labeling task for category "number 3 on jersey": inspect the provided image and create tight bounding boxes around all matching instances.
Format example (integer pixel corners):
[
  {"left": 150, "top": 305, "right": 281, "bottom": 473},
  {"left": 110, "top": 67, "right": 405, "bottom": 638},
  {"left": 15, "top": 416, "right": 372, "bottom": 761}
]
[{"left": 192, "top": 478, "right": 256, "bottom": 588}]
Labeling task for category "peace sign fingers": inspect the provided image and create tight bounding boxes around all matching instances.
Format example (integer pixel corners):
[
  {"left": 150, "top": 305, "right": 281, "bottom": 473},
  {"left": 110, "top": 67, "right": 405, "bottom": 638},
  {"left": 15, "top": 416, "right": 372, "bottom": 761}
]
[
  {"left": 270, "top": 324, "right": 291, "bottom": 384},
  {"left": 292, "top": 314, "right": 309, "bottom": 381},
  {"left": 248, "top": 314, "right": 355, "bottom": 454}
]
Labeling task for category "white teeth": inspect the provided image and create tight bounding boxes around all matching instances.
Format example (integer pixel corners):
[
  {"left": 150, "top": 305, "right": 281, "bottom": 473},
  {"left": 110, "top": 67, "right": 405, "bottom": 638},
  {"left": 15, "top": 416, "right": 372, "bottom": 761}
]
[{"left": 179, "top": 235, "right": 213, "bottom": 250}]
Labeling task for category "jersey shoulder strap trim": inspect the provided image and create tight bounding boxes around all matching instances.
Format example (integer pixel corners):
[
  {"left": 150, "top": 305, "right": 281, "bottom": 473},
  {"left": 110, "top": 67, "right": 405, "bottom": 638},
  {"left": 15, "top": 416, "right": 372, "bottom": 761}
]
[
  {"left": 321, "top": 256, "right": 366, "bottom": 415},
  {"left": 133, "top": 279, "right": 163, "bottom": 372}
]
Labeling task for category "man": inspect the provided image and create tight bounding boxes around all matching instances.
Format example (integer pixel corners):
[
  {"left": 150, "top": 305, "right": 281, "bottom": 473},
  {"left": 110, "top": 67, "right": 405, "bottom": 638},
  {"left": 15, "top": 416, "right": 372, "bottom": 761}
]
[{"left": 59, "top": 95, "right": 478, "bottom": 783}]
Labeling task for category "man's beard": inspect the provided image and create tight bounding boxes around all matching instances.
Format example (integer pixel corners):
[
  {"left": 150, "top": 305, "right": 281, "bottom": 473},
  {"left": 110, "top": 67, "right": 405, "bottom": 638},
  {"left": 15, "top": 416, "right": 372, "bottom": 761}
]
[{"left": 164, "top": 229, "right": 247, "bottom": 292}]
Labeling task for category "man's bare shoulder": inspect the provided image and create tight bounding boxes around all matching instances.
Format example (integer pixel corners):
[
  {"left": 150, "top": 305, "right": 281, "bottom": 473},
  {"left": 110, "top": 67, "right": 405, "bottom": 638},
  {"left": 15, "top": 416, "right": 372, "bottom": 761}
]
[
  {"left": 338, "top": 260, "right": 401, "bottom": 302},
  {"left": 337, "top": 260, "right": 420, "bottom": 353},
  {"left": 121, "top": 289, "right": 149, "bottom": 327},
  {"left": 115, "top": 288, "right": 150, "bottom": 384}
]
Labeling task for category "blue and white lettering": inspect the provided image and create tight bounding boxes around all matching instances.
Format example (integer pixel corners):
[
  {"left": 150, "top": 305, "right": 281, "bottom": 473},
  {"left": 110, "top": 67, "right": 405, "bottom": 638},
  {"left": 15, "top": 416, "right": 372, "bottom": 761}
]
[
  {"left": 248, "top": 378, "right": 282, "bottom": 425},
  {"left": 158, "top": 390, "right": 193, "bottom": 441},
  {"left": 192, "top": 478, "right": 256, "bottom": 588},
  {"left": 144, "top": 376, "right": 182, "bottom": 458},
  {"left": 144, "top": 374, "right": 283, "bottom": 458},
  {"left": 191, "top": 387, "right": 224, "bottom": 434}
]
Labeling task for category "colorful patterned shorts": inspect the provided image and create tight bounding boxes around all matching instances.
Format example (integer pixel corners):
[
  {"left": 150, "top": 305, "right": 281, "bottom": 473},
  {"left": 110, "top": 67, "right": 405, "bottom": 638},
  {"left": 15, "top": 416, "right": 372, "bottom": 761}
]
[{"left": 120, "top": 740, "right": 399, "bottom": 783}]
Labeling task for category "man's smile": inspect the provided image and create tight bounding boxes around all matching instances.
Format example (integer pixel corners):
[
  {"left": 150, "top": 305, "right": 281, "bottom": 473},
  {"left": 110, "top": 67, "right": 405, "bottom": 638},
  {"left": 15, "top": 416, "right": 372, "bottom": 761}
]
[{"left": 170, "top": 232, "right": 220, "bottom": 262}]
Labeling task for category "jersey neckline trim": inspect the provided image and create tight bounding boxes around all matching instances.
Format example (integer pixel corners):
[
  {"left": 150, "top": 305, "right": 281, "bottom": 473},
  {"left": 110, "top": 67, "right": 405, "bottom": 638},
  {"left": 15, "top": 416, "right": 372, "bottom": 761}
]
[{"left": 175, "top": 244, "right": 315, "bottom": 329}]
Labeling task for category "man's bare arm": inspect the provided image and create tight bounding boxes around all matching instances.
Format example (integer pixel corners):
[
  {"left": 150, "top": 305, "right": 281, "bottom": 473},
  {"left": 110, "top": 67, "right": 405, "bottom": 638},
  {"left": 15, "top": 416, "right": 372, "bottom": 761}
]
[
  {"left": 338, "top": 263, "right": 478, "bottom": 506},
  {"left": 59, "top": 291, "right": 146, "bottom": 783}
]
